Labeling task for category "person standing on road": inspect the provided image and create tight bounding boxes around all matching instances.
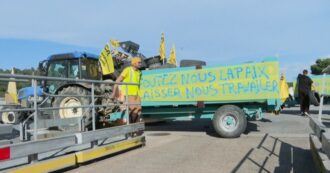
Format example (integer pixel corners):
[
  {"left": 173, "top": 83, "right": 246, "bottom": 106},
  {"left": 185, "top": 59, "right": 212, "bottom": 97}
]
[
  {"left": 113, "top": 57, "right": 142, "bottom": 123},
  {"left": 297, "top": 69, "right": 313, "bottom": 116}
]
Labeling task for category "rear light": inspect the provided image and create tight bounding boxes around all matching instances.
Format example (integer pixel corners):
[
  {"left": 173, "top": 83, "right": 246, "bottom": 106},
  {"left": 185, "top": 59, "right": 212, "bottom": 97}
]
[{"left": 0, "top": 147, "right": 10, "bottom": 161}]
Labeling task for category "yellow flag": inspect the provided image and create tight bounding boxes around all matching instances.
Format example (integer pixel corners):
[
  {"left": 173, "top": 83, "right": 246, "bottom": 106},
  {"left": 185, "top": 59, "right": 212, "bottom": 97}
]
[
  {"left": 280, "top": 73, "right": 289, "bottom": 102},
  {"left": 110, "top": 39, "right": 120, "bottom": 48},
  {"left": 159, "top": 33, "right": 166, "bottom": 61},
  {"left": 5, "top": 68, "right": 18, "bottom": 104},
  {"left": 168, "top": 44, "right": 176, "bottom": 66},
  {"left": 99, "top": 44, "right": 115, "bottom": 75}
]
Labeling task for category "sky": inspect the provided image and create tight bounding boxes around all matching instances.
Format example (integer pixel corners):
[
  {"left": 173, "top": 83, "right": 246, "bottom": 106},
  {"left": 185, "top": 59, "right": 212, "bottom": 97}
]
[{"left": 0, "top": 0, "right": 330, "bottom": 81}]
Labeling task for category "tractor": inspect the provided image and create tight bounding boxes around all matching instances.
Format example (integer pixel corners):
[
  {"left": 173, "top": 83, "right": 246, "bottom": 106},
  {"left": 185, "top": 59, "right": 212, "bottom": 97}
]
[
  {"left": 0, "top": 41, "right": 145, "bottom": 128},
  {"left": 0, "top": 40, "right": 206, "bottom": 128}
]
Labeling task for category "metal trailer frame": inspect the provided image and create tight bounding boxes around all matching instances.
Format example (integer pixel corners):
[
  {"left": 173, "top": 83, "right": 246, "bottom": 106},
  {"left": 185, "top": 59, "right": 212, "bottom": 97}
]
[
  {"left": 308, "top": 66, "right": 330, "bottom": 172},
  {"left": 0, "top": 73, "right": 144, "bottom": 172}
]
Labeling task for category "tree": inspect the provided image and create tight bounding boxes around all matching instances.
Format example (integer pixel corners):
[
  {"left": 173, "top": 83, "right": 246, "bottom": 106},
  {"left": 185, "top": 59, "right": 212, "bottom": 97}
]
[{"left": 311, "top": 58, "right": 330, "bottom": 75}]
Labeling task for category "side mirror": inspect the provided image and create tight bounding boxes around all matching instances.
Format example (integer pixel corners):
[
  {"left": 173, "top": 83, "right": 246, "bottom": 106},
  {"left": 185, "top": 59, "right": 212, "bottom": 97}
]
[{"left": 38, "top": 60, "right": 48, "bottom": 76}]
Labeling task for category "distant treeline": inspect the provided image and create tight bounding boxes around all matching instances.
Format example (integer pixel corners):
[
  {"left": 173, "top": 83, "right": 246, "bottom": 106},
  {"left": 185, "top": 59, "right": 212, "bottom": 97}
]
[{"left": 0, "top": 68, "right": 36, "bottom": 96}]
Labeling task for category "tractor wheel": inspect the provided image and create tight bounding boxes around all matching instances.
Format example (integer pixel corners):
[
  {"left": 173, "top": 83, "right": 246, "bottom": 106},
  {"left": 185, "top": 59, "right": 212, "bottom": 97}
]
[
  {"left": 52, "top": 86, "right": 93, "bottom": 129},
  {"left": 212, "top": 105, "right": 247, "bottom": 138},
  {"left": 150, "top": 63, "right": 176, "bottom": 69},
  {"left": 179, "top": 59, "right": 206, "bottom": 67},
  {"left": 145, "top": 56, "right": 161, "bottom": 66}
]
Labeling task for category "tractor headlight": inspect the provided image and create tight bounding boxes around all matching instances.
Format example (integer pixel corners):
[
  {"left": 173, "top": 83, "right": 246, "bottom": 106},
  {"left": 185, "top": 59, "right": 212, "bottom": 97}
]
[{"left": 28, "top": 96, "right": 43, "bottom": 103}]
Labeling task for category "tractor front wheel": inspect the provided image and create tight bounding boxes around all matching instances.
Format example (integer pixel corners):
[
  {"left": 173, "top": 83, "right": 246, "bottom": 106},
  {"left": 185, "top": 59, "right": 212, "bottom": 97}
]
[{"left": 52, "top": 86, "right": 93, "bottom": 129}]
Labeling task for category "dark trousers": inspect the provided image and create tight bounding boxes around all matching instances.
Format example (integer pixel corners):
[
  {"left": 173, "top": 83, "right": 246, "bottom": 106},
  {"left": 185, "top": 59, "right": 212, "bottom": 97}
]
[{"left": 299, "top": 91, "right": 310, "bottom": 113}]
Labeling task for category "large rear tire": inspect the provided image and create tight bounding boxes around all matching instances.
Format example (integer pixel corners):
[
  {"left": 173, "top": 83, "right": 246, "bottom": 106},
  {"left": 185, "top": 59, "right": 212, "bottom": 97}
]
[
  {"left": 212, "top": 105, "right": 247, "bottom": 138},
  {"left": 180, "top": 59, "right": 206, "bottom": 67},
  {"left": 52, "top": 86, "right": 93, "bottom": 129}
]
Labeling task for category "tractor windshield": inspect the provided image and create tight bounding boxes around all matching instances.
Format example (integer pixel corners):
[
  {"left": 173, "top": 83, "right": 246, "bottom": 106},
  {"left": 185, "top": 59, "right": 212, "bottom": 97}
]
[
  {"left": 48, "top": 60, "right": 67, "bottom": 78},
  {"left": 68, "top": 60, "right": 79, "bottom": 79}
]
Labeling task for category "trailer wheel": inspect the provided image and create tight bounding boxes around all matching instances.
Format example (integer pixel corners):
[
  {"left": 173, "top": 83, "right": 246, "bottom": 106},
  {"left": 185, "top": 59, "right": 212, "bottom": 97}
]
[
  {"left": 179, "top": 59, "right": 206, "bottom": 67},
  {"left": 53, "top": 86, "right": 93, "bottom": 129},
  {"left": 212, "top": 105, "right": 247, "bottom": 138}
]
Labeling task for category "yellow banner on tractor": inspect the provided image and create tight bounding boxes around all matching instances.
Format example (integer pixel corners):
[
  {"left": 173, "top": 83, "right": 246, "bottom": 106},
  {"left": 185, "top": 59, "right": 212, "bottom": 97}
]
[
  {"left": 140, "top": 61, "right": 280, "bottom": 102},
  {"left": 99, "top": 44, "right": 115, "bottom": 75}
]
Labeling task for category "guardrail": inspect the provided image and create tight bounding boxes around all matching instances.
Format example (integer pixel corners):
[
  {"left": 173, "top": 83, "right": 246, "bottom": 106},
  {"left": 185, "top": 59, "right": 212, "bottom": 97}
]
[
  {"left": 0, "top": 73, "right": 139, "bottom": 141},
  {"left": 308, "top": 73, "right": 330, "bottom": 172},
  {"left": 318, "top": 73, "right": 329, "bottom": 121},
  {"left": 0, "top": 73, "right": 145, "bottom": 171},
  {"left": 0, "top": 123, "right": 145, "bottom": 172}
]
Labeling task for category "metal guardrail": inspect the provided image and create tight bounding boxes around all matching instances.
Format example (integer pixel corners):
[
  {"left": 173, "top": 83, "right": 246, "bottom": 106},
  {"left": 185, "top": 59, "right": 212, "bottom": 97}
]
[
  {"left": 318, "top": 73, "right": 329, "bottom": 122},
  {"left": 308, "top": 72, "right": 330, "bottom": 172},
  {"left": 1, "top": 123, "right": 144, "bottom": 160},
  {"left": 0, "top": 73, "right": 145, "bottom": 170},
  {"left": 0, "top": 73, "right": 139, "bottom": 142}
]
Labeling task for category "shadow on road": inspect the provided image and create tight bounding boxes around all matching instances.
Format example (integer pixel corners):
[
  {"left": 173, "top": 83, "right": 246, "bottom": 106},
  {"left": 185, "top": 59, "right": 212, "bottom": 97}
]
[
  {"left": 145, "top": 119, "right": 265, "bottom": 137},
  {"left": 281, "top": 109, "right": 330, "bottom": 116},
  {"left": 231, "top": 134, "right": 316, "bottom": 173},
  {"left": 145, "top": 119, "right": 214, "bottom": 135}
]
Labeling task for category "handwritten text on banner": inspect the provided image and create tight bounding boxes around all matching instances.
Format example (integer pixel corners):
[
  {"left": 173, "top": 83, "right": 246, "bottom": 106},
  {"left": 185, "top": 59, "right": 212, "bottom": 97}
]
[{"left": 140, "top": 61, "right": 280, "bottom": 102}]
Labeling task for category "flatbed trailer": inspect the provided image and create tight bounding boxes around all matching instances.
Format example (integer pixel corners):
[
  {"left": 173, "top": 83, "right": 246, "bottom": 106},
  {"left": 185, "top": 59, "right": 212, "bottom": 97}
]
[{"left": 139, "top": 58, "right": 282, "bottom": 138}]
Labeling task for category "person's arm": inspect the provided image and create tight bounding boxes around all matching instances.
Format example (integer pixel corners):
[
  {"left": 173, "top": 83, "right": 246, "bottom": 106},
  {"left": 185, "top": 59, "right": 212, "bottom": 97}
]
[
  {"left": 112, "top": 75, "right": 124, "bottom": 98},
  {"left": 111, "top": 68, "right": 128, "bottom": 98}
]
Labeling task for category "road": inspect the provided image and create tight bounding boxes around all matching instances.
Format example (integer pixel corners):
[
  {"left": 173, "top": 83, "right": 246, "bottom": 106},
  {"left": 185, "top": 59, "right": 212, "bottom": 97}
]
[{"left": 64, "top": 105, "right": 330, "bottom": 173}]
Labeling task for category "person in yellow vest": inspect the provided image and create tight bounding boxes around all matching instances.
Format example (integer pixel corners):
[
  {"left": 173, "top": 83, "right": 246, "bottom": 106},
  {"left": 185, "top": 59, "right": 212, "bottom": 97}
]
[{"left": 112, "top": 57, "right": 142, "bottom": 123}]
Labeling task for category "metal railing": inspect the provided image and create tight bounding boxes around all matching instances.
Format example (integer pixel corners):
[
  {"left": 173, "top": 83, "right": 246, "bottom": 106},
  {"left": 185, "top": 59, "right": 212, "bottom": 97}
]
[
  {"left": 0, "top": 73, "right": 140, "bottom": 141},
  {"left": 318, "top": 73, "right": 329, "bottom": 122}
]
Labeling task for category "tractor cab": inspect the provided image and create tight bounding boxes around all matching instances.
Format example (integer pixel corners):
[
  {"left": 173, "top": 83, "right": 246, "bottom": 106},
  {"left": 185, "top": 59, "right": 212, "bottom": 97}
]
[{"left": 38, "top": 52, "right": 100, "bottom": 94}]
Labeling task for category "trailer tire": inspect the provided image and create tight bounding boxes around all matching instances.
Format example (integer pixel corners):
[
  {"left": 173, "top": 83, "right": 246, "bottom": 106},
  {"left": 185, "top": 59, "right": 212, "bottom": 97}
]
[
  {"left": 53, "top": 86, "right": 93, "bottom": 129},
  {"left": 180, "top": 60, "right": 206, "bottom": 67},
  {"left": 150, "top": 63, "right": 176, "bottom": 70},
  {"left": 212, "top": 105, "right": 247, "bottom": 138},
  {"left": 145, "top": 56, "right": 161, "bottom": 66},
  {"left": 148, "top": 62, "right": 162, "bottom": 69}
]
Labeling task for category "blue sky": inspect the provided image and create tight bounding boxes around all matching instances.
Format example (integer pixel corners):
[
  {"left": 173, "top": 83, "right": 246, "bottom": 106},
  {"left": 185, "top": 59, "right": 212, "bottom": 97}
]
[{"left": 0, "top": 0, "right": 329, "bottom": 81}]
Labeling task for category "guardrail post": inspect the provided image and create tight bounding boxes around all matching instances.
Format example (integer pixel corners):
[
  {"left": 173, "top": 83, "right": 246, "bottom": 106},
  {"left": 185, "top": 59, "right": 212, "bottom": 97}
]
[
  {"left": 125, "top": 84, "right": 129, "bottom": 125},
  {"left": 28, "top": 153, "right": 38, "bottom": 163},
  {"left": 33, "top": 79, "right": 38, "bottom": 141},
  {"left": 19, "top": 122, "right": 24, "bottom": 141},
  {"left": 91, "top": 83, "right": 96, "bottom": 131},
  {"left": 318, "top": 73, "right": 326, "bottom": 122}
]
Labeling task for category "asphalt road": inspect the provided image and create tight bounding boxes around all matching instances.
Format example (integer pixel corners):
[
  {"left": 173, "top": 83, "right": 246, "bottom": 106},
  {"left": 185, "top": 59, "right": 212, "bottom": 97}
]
[{"left": 65, "top": 105, "right": 330, "bottom": 173}]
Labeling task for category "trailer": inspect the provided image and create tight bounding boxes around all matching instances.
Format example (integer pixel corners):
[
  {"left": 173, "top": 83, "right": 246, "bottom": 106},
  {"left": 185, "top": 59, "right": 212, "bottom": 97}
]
[{"left": 110, "top": 58, "right": 282, "bottom": 138}]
